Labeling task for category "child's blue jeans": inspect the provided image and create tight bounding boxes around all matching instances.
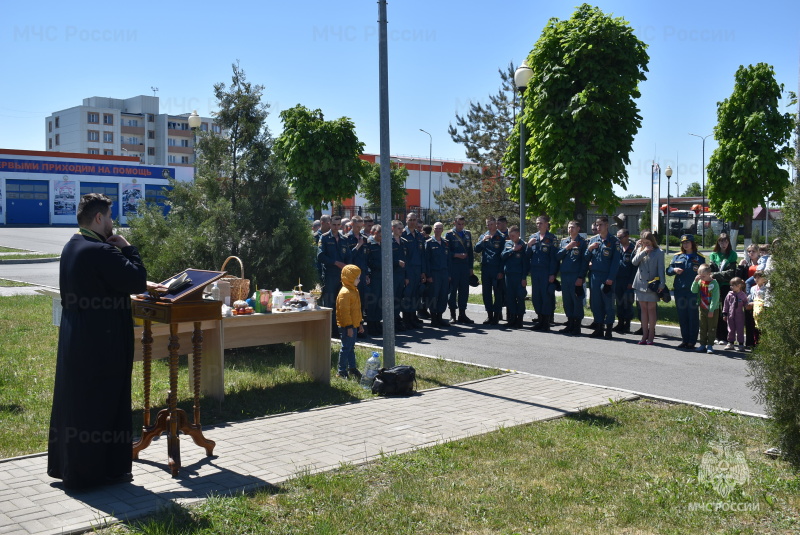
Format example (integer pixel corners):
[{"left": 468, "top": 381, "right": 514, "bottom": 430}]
[{"left": 338, "top": 326, "right": 357, "bottom": 374}]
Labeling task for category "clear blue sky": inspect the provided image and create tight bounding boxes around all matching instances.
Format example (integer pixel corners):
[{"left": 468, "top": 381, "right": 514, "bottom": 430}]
[{"left": 1, "top": 0, "right": 797, "bottom": 197}]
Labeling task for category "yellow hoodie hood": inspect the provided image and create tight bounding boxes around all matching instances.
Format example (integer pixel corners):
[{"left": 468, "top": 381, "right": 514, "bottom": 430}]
[{"left": 341, "top": 264, "right": 361, "bottom": 289}]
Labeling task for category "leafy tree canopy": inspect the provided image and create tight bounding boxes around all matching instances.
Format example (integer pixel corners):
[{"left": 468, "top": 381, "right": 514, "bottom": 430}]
[
  {"left": 275, "top": 105, "right": 365, "bottom": 217},
  {"left": 683, "top": 182, "right": 702, "bottom": 197},
  {"left": 504, "top": 3, "right": 649, "bottom": 226},
  {"left": 707, "top": 63, "right": 795, "bottom": 237},
  {"left": 359, "top": 161, "right": 407, "bottom": 211}
]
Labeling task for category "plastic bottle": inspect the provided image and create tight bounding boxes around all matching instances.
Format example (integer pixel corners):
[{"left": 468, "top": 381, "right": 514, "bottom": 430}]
[
  {"left": 210, "top": 282, "right": 220, "bottom": 301},
  {"left": 272, "top": 288, "right": 284, "bottom": 309},
  {"left": 360, "top": 351, "right": 381, "bottom": 390}
]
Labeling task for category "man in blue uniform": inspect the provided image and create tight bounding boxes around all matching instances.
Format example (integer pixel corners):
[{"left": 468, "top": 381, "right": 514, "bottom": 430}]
[
  {"left": 390, "top": 220, "right": 409, "bottom": 331},
  {"left": 556, "top": 220, "right": 588, "bottom": 335},
  {"left": 345, "top": 215, "right": 369, "bottom": 337},
  {"left": 425, "top": 222, "right": 451, "bottom": 327},
  {"left": 317, "top": 215, "right": 352, "bottom": 336},
  {"left": 501, "top": 225, "right": 529, "bottom": 328},
  {"left": 401, "top": 212, "right": 427, "bottom": 329},
  {"left": 613, "top": 228, "right": 637, "bottom": 334},
  {"left": 314, "top": 215, "right": 331, "bottom": 279},
  {"left": 668, "top": 234, "right": 705, "bottom": 348},
  {"left": 497, "top": 215, "right": 510, "bottom": 239},
  {"left": 445, "top": 215, "right": 475, "bottom": 324},
  {"left": 526, "top": 215, "right": 558, "bottom": 331},
  {"left": 475, "top": 216, "right": 506, "bottom": 325},
  {"left": 584, "top": 216, "right": 620, "bottom": 339},
  {"left": 364, "top": 224, "right": 383, "bottom": 336}
]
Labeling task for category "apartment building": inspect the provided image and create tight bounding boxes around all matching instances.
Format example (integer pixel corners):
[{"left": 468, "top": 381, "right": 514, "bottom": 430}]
[{"left": 45, "top": 95, "right": 219, "bottom": 167}]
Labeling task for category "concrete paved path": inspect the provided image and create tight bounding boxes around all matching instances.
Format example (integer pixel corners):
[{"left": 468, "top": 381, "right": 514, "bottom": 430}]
[{"left": 0, "top": 373, "right": 634, "bottom": 535}]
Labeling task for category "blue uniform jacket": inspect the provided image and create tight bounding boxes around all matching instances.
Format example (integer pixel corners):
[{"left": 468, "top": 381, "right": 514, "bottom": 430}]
[
  {"left": 401, "top": 228, "right": 428, "bottom": 274},
  {"left": 366, "top": 239, "right": 382, "bottom": 275},
  {"left": 317, "top": 231, "right": 352, "bottom": 282},
  {"left": 501, "top": 240, "right": 529, "bottom": 276},
  {"left": 474, "top": 230, "right": 506, "bottom": 273},
  {"left": 667, "top": 252, "right": 706, "bottom": 292},
  {"left": 615, "top": 241, "right": 637, "bottom": 283},
  {"left": 390, "top": 237, "right": 408, "bottom": 276},
  {"left": 345, "top": 231, "right": 369, "bottom": 272},
  {"left": 585, "top": 234, "right": 620, "bottom": 279},
  {"left": 526, "top": 232, "right": 558, "bottom": 274},
  {"left": 445, "top": 229, "right": 474, "bottom": 267},
  {"left": 557, "top": 235, "right": 588, "bottom": 276},
  {"left": 425, "top": 237, "right": 450, "bottom": 271}
]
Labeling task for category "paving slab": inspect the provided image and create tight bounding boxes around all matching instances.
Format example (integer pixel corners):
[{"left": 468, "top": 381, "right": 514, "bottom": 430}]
[{"left": 0, "top": 372, "right": 635, "bottom": 534}]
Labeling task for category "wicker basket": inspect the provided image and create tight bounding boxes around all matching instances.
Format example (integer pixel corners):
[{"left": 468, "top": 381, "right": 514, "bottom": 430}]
[{"left": 220, "top": 256, "right": 250, "bottom": 302}]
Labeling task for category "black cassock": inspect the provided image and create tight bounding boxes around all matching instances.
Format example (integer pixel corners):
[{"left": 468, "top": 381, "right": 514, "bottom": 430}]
[{"left": 47, "top": 233, "right": 147, "bottom": 489}]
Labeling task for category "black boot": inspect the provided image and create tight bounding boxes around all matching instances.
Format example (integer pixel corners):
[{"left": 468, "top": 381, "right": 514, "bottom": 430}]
[
  {"left": 483, "top": 311, "right": 494, "bottom": 325},
  {"left": 395, "top": 316, "right": 407, "bottom": 332},
  {"left": 560, "top": 318, "right": 574, "bottom": 334},
  {"left": 572, "top": 319, "right": 582, "bottom": 336},
  {"left": 632, "top": 325, "right": 643, "bottom": 335},
  {"left": 516, "top": 314, "right": 525, "bottom": 328},
  {"left": 411, "top": 312, "right": 424, "bottom": 327},
  {"left": 418, "top": 308, "right": 431, "bottom": 319},
  {"left": 490, "top": 310, "right": 500, "bottom": 325},
  {"left": 612, "top": 320, "right": 624, "bottom": 333},
  {"left": 589, "top": 326, "right": 604, "bottom": 338},
  {"left": 450, "top": 308, "right": 457, "bottom": 323},
  {"left": 541, "top": 315, "right": 551, "bottom": 332},
  {"left": 604, "top": 324, "right": 613, "bottom": 340},
  {"left": 458, "top": 309, "right": 474, "bottom": 324},
  {"left": 531, "top": 314, "right": 545, "bottom": 331}
]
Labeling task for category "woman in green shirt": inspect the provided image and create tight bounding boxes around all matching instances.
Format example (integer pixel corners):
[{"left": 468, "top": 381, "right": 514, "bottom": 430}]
[{"left": 709, "top": 232, "right": 738, "bottom": 343}]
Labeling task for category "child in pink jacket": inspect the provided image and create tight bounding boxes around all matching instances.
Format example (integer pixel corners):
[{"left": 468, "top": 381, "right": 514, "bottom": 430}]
[{"left": 722, "top": 277, "right": 748, "bottom": 351}]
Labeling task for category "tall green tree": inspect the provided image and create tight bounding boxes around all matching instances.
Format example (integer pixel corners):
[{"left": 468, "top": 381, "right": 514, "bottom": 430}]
[
  {"left": 359, "top": 161, "right": 408, "bottom": 212},
  {"left": 683, "top": 182, "right": 702, "bottom": 197},
  {"left": 707, "top": 63, "right": 795, "bottom": 238},
  {"left": 441, "top": 63, "right": 520, "bottom": 227},
  {"left": 504, "top": 4, "right": 649, "bottom": 227},
  {"left": 125, "top": 63, "right": 316, "bottom": 290},
  {"left": 275, "top": 105, "right": 365, "bottom": 219}
]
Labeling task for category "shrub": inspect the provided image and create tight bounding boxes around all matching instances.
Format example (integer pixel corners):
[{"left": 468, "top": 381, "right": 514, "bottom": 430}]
[{"left": 749, "top": 182, "right": 800, "bottom": 466}]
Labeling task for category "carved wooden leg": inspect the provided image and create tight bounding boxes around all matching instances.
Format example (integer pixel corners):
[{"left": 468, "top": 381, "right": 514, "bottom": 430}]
[
  {"left": 167, "top": 323, "right": 181, "bottom": 477},
  {"left": 133, "top": 320, "right": 155, "bottom": 460}
]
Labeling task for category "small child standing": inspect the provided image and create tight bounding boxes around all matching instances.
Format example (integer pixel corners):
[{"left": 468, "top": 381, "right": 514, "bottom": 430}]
[
  {"left": 722, "top": 277, "right": 748, "bottom": 351},
  {"left": 749, "top": 270, "right": 767, "bottom": 338},
  {"left": 691, "top": 264, "right": 720, "bottom": 354},
  {"left": 336, "top": 264, "right": 364, "bottom": 380}
]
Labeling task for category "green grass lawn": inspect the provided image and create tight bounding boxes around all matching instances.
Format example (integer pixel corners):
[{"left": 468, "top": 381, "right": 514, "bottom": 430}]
[
  {"left": 0, "top": 279, "right": 32, "bottom": 287},
  {"left": 107, "top": 399, "right": 799, "bottom": 535},
  {"left": 0, "top": 246, "right": 27, "bottom": 253},
  {"left": 0, "top": 253, "right": 60, "bottom": 261},
  {"left": 0, "top": 295, "right": 500, "bottom": 458}
]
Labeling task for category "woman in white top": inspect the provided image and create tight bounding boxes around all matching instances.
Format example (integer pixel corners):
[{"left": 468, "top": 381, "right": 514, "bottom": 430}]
[{"left": 632, "top": 231, "right": 666, "bottom": 345}]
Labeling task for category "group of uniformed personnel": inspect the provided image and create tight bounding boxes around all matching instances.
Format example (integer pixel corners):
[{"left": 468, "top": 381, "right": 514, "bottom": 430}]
[{"left": 315, "top": 212, "right": 642, "bottom": 339}]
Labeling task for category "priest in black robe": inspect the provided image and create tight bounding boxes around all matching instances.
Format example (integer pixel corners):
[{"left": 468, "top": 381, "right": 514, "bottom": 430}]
[{"left": 48, "top": 193, "right": 148, "bottom": 490}]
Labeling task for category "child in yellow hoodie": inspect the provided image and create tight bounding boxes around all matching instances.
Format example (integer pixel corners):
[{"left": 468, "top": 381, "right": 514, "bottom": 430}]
[{"left": 336, "top": 264, "right": 364, "bottom": 379}]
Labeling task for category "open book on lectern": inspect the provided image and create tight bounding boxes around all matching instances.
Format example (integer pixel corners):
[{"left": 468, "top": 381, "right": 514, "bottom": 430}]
[{"left": 153, "top": 269, "right": 227, "bottom": 303}]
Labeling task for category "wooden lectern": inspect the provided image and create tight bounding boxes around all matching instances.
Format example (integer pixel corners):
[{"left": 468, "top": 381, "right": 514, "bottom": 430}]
[{"left": 131, "top": 269, "right": 226, "bottom": 477}]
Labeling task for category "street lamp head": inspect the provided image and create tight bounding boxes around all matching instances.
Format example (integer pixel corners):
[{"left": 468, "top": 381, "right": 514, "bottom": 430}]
[
  {"left": 188, "top": 110, "right": 201, "bottom": 130},
  {"left": 665, "top": 165, "right": 673, "bottom": 178},
  {"left": 514, "top": 61, "right": 533, "bottom": 92}
]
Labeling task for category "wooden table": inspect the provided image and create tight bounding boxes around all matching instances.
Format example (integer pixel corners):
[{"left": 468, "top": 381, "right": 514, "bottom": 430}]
[{"left": 133, "top": 308, "right": 333, "bottom": 402}]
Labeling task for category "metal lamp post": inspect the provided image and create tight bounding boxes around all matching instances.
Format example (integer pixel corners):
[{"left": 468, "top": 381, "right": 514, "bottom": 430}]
[
  {"left": 689, "top": 133, "right": 711, "bottom": 245},
  {"left": 665, "top": 165, "right": 673, "bottom": 253},
  {"left": 514, "top": 61, "right": 533, "bottom": 238},
  {"left": 420, "top": 129, "right": 432, "bottom": 222},
  {"left": 188, "top": 110, "right": 202, "bottom": 176}
]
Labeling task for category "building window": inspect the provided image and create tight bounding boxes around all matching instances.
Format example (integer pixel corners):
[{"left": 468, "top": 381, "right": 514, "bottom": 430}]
[
  {"left": 181, "top": 156, "right": 189, "bottom": 164},
  {"left": 126, "top": 119, "right": 139, "bottom": 127},
  {"left": 88, "top": 130, "right": 100, "bottom": 142},
  {"left": 148, "top": 147, "right": 155, "bottom": 156},
  {"left": 88, "top": 112, "right": 99, "bottom": 123},
  {"left": 148, "top": 114, "right": 154, "bottom": 122},
  {"left": 48, "top": 121, "right": 53, "bottom": 133},
  {"left": 168, "top": 138, "right": 176, "bottom": 146},
  {"left": 104, "top": 132, "right": 113, "bottom": 143},
  {"left": 48, "top": 138, "right": 53, "bottom": 149},
  {"left": 168, "top": 155, "right": 177, "bottom": 163},
  {"left": 104, "top": 149, "right": 113, "bottom": 156},
  {"left": 55, "top": 116, "right": 60, "bottom": 128},
  {"left": 103, "top": 114, "right": 113, "bottom": 125},
  {"left": 55, "top": 134, "right": 60, "bottom": 145},
  {"left": 180, "top": 139, "right": 190, "bottom": 147},
  {"left": 88, "top": 148, "right": 99, "bottom": 155},
  {"left": 212, "top": 124, "right": 221, "bottom": 134},
  {"left": 148, "top": 130, "right": 155, "bottom": 139},
  {"left": 126, "top": 136, "right": 140, "bottom": 145},
  {"left": 201, "top": 123, "right": 208, "bottom": 131}
]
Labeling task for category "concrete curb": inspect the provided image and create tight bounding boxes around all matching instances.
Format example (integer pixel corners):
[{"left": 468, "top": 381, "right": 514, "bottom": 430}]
[{"left": 0, "top": 256, "right": 60, "bottom": 264}]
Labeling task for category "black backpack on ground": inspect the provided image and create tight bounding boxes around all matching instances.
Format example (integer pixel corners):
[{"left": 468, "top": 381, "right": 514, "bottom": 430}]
[{"left": 371, "top": 365, "right": 417, "bottom": 396}]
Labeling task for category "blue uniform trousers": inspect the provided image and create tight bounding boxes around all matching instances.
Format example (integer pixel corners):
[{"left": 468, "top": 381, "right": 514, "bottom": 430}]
[
  {"left": 561, "top": 273, "right": 584, "bottom": 320},
  {"left": 448, "top": 264, "right": 470, "bottom": 311},
  {"left": 402, "top": 266, "right": 422, "bottom": 314},
  {"left": 481, "top": 269, "right": 505, "bottom": 313},
  {"left": 504, "top": 274, "right": 527, "bottom": 316},
  {"left": 428, "top": 269, "right": 449, "bottom": 314},
  {"left": 674, "top": 290, "right": 699, "bottom": 345},
  {"left": 589, "top": 272, "right": 615, "bottom": 325},
  {"left": 392, "top": 271, "right": 405, "bottom": 318},
  {"left": 365, "top": 275, "right": 382, "bottom": 322},
  {"left": 614, "top": 280, "right": 635, "bottom": 321},
  {"left": 530, "top": 269, "right": 555, "bottom": 315}
]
